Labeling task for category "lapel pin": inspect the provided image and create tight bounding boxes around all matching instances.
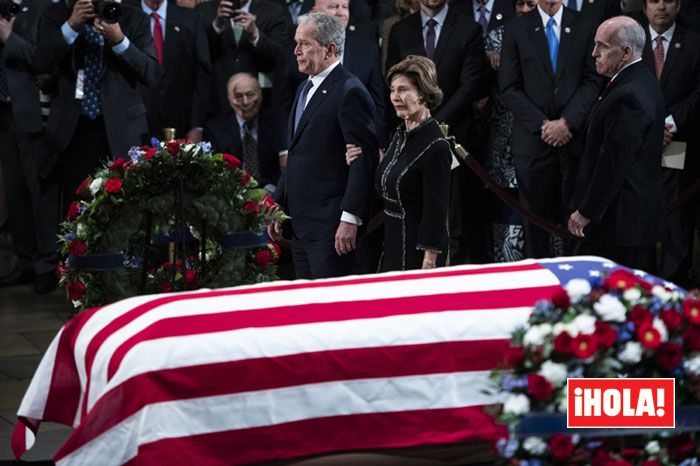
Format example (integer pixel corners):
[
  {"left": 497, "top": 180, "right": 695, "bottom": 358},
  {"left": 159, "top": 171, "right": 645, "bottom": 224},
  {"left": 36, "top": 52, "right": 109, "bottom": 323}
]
[
  {"left": 535, "top": 26, "right": 541, "bottom": 31},
  {"left": 322, "top": 90, "right": 327, "bottom": 94},
  {"left": 588, "top": 0, "right": 594, "bottom": 3},
  {"left": 349, "top": 24, "right": 356, "bottom": 31},
  {"left": 565, "top": 27, "right": 571, "bottom": 33},
  {"left": 22, "top": 6, "right": 28, "bottom": 11},
  {"left": 496, "top": 13, "right": 503, "bottom": 20},
  {"left": 174, "top": 26, "right": 181, "bottom": 32},
  {"left": 675, "top": 42, "right": 681, "bottom": 48}
]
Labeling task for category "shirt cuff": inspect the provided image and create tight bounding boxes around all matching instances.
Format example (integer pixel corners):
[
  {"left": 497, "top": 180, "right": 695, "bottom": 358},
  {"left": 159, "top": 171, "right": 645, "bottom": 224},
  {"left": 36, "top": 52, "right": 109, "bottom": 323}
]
[
  {"left": 341, "top": 211, "right": 362, "bottom": 226},
  {"left": 264, "top": 184, "right": 276, "bottom": 193},
  {"left": 212, "top": 20, "right": 224, "bottom": 34},
  {"left": 250, "top": 35, "right": 259, "bottom": 47},
  {"left": 665, "top": 114, "right": 677, "bottom": 133},
  {"left": 61, "top": 21, "right": 79, "bottom": 45},
  {"left": 112, "top": 36, "right": 130, "bottom": 54}
]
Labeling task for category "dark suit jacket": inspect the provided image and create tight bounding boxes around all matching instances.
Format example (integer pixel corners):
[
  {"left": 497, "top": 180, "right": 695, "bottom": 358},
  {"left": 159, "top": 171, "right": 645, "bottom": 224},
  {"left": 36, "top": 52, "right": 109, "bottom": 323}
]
[
  {"left": 196, "top": 0, "right": 289, "bottom": 115},
  {"left": 575, "top": 62, "right": 666, "bottom": 246},
  {"left": 387, "top": 6, "right": 485, "bottom": 132},
  {"left": 579, "top": 0, "right": 621, "bottom": 24},
  {"left": 276, "top": 64, "right": 378, "bottom": 242},
  {"left": 124, "top": 0, "right": 211, "bottom": 138},
  {"left": 499, "top": 7, "right": 601, "bottom": 158},
  {"left": 450, "top": 0, "right": 516, "bottom": 34},
  {"left": 204, "top": 108, "right": 285, "bottom": 188},
  {"left": 34, "top": 3, "right": 157, "bottom": 158},
  {"left": 1, "top": 0, "right": 52, "bottom": 133}
]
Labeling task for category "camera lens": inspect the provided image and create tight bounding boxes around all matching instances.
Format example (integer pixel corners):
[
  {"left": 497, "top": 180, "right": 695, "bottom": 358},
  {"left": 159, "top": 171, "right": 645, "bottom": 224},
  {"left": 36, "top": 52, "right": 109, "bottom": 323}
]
[{"left": 100, "top": 1, "right": 121, "bottom": 23}]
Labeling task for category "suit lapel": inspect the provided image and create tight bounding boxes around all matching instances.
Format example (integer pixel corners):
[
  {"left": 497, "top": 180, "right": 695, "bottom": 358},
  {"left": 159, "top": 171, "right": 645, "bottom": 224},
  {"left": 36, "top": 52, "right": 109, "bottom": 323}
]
[
  {"left": 290, "top": 65, "right": 344, "bottom": 147},
  {"left": 660, "top": 27, "right": 683, "bottom": 87},
  {"left": 526, "top": 11, "right": 555, "bottom": 77},
  {"left": 488, "top": 0, "right": 510, "bottom": 32},
  {"left": 163, "top": 3, "right": 182, "bottom": 68},
  {"left": 555, "top": 9, "right": 574, "bottom": 81},
  {"left": 641, "top": 27, "right": 656, "bottom": 75},
  {"left": 433, "top": 8, "right": 456, "bottom": 66}
]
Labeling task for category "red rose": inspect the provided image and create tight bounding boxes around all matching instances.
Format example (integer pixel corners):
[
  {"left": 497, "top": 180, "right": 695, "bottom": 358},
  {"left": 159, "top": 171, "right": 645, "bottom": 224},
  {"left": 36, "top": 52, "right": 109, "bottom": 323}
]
[
  {"left": 243, "top": 200, "right": 260, "bottom": 215},
  {"left": 604, "top": 269, "right": 652, "bottom": 291},
  {"left": 661, "top": 308, "right": 683, "bottom": 331},
  {"left": 551, "top": 288, "right": 571, "bottom": 309},
  {"left": 549, "top": 434, "right": 574, "bottom": 461},
  {"left": 222, "top": 153, "right": 241, "bottom": 169},
  {"left": 667, "top": 434, "right": 696, "bottom": 461},
  {"left": 572, "top": 333, "right": 598, "bottom": 358},
  {"left": 159, "top": 282, "right": 173, "bottom": 293},
  {"left": 185, "top": 269, "right": 197, "bottom": 287},
  {"left": 641, "top": 461, "right": 661, "bottom": 466},
  {"left": 239, "top": 172, "right": 252, "bottom": 187},
  {"left": 553, "top": 331, "right": 573, "bottom": 354},
  {"left": 591, "top": 450, "right": 613, "bottom": 466},
  {"left": 605, "top": 461, "right": 633, "bottom": 466},
  {"left": 658, "top": 342, "right": 683, "bottom": 370},
  {"left": 621, "top": 449, "right": 640, "bottom": 461},
  {"left": 594, "top": 321, "right": 617, "bottom": 348},
  {"left": 67, "top": 201, "right": 82, "bottom": 221},
  {"left": 684, "top": 325, "right": 700, "bottom": 351},
  {"left": 109, "top": 157, "right": 128, "bottom": 172},
  {"left": 504, "top": 345, "right": 525, "bottom": 367},
  {"left": 630, "top": 305, "right": 653, "bottom": 328},
  {"left": 57, "top": 263, "right": 70, "bottom": 278},
  {"left": 262, "top": 195, "right": 276, "bottom": 208},
  {"left": 167, "top": 141, "right": 180, "bottom": 156},
  {"left": 67, "top": 281, "right": 86, "bottom": 301},
  {"left": 268, "top": 242, "right": 281, "bottom": 262},
  {"left": 145, "top": 148, "right": 157, "bottom": 159},
  {"left": 255, "top": 249, "right": 271, "bottom": 269},
  {"left": 637, "top": 324, "right": 661, "bottom": 349},
  {"left": 104, "top": 178, "right": 123, "bottom": 194},
  {"left": 527, "top": 373, "right": 554, "bottom": 401},
  {"left": 68, "top": 240, "right": 88, "bottom": 256},
  {"left": 75, "top": 177, "right": 90, "bottom": 195},
  {"left": 683, "top": 298, "right": 700, "bottom": 325}
]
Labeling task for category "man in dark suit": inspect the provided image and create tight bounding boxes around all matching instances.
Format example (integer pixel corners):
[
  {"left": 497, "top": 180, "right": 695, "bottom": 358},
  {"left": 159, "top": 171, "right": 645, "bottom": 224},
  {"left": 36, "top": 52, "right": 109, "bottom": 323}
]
[
  {"left": 451, "top": 0, "right": 516, "bottom": 36},
  {"left": 499, "top": 0, "right": 601, "bottom": 258},
  {"left": 195, "top": 0, "right": 290, "bottom": 116},
  {"left": 387, "top": 0, "right": 486, "bottom": 265},
  {"left": 0, "top": 0, "right": 59, "bottom": 292},
  {"left": 34, "top": 0, "right": 157, "bottom": 206},
  {"left": 125, "top": 0, "right": 211, "bottom": 142},
  {"left": 269, "top": 12, "right": 377, "bottom": 279},
  {"left": 633, "top": 0, "right": 700, "bottom": 283},
  {"left": 204, "top": 72, "right": 285, "bottom": 192},
  {"left": 569, "top": 16, "right": 666, "bottom": 271}
]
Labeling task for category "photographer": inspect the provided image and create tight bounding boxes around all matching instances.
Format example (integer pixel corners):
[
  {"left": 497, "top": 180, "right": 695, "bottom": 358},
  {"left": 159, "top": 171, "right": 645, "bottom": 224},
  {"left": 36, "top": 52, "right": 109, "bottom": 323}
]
[
  {"left": 33, "top": 0, "right": 156, "bottom": 211},
  {"left": 0, "top": 0, "right": 59, "bottom": 293}
]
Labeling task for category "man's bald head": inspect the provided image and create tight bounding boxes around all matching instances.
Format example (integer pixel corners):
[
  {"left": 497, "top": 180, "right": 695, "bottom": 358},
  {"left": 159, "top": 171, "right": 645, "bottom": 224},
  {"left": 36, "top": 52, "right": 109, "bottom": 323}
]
[
  {"left": 592, "top": 16, "right": 646, "bottom": 77},
  {"left": 227, "top": 73, "right": 262, "bottom": 121}
]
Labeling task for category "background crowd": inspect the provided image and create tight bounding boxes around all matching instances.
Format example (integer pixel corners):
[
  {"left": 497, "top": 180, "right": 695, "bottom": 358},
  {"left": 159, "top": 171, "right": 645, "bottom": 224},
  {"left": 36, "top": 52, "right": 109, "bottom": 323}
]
[{"left": 0, "top": 0, "right": 699, "bottom": 294}]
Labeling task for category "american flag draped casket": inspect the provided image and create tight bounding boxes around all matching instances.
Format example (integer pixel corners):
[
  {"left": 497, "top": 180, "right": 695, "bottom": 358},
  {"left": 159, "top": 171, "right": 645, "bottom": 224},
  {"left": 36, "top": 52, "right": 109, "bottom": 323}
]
[{"left": 12, "top": 256, "right": 671, "bottom": 465}]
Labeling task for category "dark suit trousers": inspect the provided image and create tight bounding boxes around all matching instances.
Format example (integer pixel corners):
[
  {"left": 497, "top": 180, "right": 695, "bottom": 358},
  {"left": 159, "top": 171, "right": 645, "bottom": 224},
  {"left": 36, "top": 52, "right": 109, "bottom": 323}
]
[
  {"left": 514, "top": 144, "right": 579, "bottom": 258},
  {"left": 59, "top": 116, "right": 111, "bottom": 214},
  {"left": 291, "top": 233, "right": 356, "bottom": 280},
  {"left": 660, "top": 166, "right": 698, "bottom": 281}
]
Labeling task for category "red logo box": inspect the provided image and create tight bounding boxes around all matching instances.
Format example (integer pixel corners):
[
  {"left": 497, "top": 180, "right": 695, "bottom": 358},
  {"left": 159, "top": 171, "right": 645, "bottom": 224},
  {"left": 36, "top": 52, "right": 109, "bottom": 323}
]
[{"left": 567, "top": 378, "right": 675, "bottom": 428}]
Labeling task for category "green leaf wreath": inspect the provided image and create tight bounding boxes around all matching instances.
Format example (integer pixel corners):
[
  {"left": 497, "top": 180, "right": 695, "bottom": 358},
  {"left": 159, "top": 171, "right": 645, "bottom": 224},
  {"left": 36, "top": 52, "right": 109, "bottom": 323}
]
[{"left": 57, "top": 139, "right": 289, "bottom": 311}]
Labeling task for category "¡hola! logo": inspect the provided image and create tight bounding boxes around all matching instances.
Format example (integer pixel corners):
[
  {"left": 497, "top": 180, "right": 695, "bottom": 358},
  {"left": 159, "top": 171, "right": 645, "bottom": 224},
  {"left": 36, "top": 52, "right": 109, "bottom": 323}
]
[{"left": 567, "top": 378, "right": 675, "bottom": 428}]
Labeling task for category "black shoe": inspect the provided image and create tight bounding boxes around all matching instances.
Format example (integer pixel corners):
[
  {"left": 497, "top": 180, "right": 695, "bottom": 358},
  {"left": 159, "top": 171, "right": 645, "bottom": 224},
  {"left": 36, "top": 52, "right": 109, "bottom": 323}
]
[
  {"left": 33, "top": 271, "right": 58, "bottom": 295},
  {"left": 0, "top": 269, "right": 34, "bottom": 288}
]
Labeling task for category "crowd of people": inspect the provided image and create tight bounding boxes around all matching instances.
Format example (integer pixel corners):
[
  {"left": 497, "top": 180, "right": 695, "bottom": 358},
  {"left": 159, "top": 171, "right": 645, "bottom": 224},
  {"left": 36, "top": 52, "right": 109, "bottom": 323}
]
[{"left": 0, "top": 0, "right": 699, "bottom": 293}]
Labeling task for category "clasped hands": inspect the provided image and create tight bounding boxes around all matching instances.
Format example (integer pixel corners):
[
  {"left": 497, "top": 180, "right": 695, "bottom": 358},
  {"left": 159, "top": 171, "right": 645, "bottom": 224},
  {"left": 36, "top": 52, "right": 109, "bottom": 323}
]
[{"left": 541, "top": 117, "right": 571, "bottom": 147}]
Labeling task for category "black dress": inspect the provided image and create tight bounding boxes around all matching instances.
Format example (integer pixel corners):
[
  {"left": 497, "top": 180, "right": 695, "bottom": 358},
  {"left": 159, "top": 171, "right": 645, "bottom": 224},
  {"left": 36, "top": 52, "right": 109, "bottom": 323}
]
[{"left": 377, "top": 118, "right": 452, "bottom": 271}]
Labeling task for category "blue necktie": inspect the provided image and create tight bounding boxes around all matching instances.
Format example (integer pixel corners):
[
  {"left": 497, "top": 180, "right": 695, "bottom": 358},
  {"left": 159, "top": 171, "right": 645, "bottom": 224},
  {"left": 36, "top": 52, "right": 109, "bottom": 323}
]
[
  {"left": 567, "top": 0, "right": 578, "bottom": 10},
  {"left": 477, "top": 5, "right": 489, "bottom": 36},
  {"left": 545, "top": 17, "right": 558, "bottom": 72},
  {"left": 82, "top": 26, "right": 104, "bottom": 119},
  {"left": 293, "top": 79, "right": 313, "bottom": 133}
]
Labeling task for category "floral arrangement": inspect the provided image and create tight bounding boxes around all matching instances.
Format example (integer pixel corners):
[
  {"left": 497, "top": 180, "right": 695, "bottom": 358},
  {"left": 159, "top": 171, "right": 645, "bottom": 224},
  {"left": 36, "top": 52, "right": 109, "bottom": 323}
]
[
  {"left": 58, "top": 139, "right": 288, "bottom": 311},
  {"left": 489, "top": 269, "right": 700, "bottom": 465}
]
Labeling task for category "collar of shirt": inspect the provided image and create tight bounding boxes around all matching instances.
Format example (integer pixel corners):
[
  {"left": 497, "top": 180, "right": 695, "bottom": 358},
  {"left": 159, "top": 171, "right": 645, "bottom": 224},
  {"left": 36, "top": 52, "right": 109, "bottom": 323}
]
[
  {"left": 303, "top": 59, "right": 341, "bottom": 106},
  {"left": 610, "top": 57, "right": 643, "bottom": 83},
  {"left": 240, "top": 0, "right": 251, "bottom": 12},
  {"left": 649, "top": 23, "right": 676, "bottom": 45},
  {"left": 236, "top": 114, "right": 258, "bottom": 139},
  {"left": 142, "top": 0, "right": 167, "bottom": 20},
  {"left": 420, "top": 4, "right": 449, "bottom": 29},
  {"left": 473, "top": 0, "right": 494, "bottom": 19},
  {"left": 537, "top": 4, "right": 563, "bottom": 32}
]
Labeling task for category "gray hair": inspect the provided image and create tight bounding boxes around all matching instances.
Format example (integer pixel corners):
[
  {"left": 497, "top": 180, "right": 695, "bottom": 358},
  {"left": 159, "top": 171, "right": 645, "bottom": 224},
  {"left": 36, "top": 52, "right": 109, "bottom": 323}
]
[
  {"left": 610, "top": 16, "right": 646, "bottom": 58},
  {"left": 298, "top": 12, "right": 345, "bottom": 57}
]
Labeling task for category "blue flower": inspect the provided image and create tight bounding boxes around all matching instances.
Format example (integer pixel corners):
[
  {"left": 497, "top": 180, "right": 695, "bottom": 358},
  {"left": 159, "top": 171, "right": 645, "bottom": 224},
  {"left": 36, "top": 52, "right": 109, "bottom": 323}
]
[
  {"left": 590, "top": 277, "right": 604, "bottom": 288},
  {"left": 672, "top": 367, "right": 684, "bottom": 378},
  {"left": 586, "top": 440, "right": 603, "bottom": 450},
  {"left": 123, "top": 256, "right": 142, "bottom": 269},
  {"left": 502, "top": 374, "right": 528, "bottom": 391},
  {"left": 150, "top": 137, "right": 160, "bottom": 148},
  {"left": 127, "top": 147, "right": 142, "bottom": 164},
  {"left": 568, "top": 366, "right": 584, "bottom": 379},
  {"left": 522, "top": 460, "right": 543, "bottom": 466},
  {"left": 65, "top": 231, "right": 77, "bottom": 240},
  {"left": 496, "top": 438, "right": 519, "bottom": 458},
  {"left": 616, "top": 325, "right": 633, "bottom": 342},
  {"left": 196, "top": 141, "right": 212, "bottom": 153},
  {"left": 679, "top": 459, "right": 699, "bottom": 466}
]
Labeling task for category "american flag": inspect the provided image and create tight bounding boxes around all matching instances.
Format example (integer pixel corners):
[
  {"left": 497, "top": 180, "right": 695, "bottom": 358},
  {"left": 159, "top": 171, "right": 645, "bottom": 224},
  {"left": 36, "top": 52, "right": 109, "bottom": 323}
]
[{"left": 11, "top": 256, "right": 673, "bottom": 465}]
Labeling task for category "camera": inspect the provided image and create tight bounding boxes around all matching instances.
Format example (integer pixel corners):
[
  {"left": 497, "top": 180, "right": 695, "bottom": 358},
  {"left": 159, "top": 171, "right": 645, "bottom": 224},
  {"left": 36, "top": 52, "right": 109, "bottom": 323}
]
[
  {"left": 0, "top": 0, "right": 21, "bottom": 20},
  {"left": 92, "top": 0, "right": 121, "bottom": 23}
]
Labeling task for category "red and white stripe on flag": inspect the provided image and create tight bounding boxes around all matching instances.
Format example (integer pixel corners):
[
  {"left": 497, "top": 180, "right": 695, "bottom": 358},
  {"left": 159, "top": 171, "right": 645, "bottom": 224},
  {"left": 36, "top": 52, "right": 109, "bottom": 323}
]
[{"left": 13, "top": 260, "right": 564, "bottom": 465}]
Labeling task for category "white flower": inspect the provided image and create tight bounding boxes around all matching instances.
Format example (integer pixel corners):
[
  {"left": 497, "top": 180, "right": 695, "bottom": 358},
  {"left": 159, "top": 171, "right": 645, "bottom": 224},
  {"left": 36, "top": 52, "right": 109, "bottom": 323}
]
[
  {"left": 652, "top": 318, "right": 668, "bottom": 342},
  {"left": 522, "top": 437, "right": 548, "bottom": 455},
  {"left": 523, "top": 326, "right": 545, "bottom": 347},
  {"left": 645, "top": 440, "right": 660, "bottom": 455},
  {"left": 539, "top": 323, "right": 553, "bottom": 336},
  {"left": 593, "top": 294, "right": 627, "bottom": 322},
  {"left": 503, "top": 393, "right": 530, "bottom": 415},
  {"left": 539, "top": 361, "right": 568, "bottom": 387},
  {"left": 552, "top": 322, "right": 567, "bottom": 336},
  {"left": 89, "top": 177, "right": 104, "bottom": 196},
  {"left": 623, "top": 288, "right": 642, "bottom": 302},
  {"left": 683, "top": 354, "right": 700, "bottom": 375},
  {"left": 184, "top": 143, "right": 195, "bottom": 153},
  {"left": 619, "top": 342, "right": 643, "bottom": 364},
  {"left": 558, "top": 395, "right": 568, "bottom": 412},
  {"left": 652, "top": 285, "right": 672, "bottom": 302},
  {"left": 572, "top": 314, "right": 597, "bottom": 335},
  {"left": 76, "top": 223, "right": 86, "bottom": 239},
  {"left": 565, "top": 279, "right": 591, "bottom": 302}
]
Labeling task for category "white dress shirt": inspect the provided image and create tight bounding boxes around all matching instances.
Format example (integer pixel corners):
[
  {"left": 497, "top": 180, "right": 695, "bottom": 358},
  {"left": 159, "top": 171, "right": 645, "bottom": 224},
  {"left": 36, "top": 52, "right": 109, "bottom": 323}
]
[
  {"left": 537, "top": 4, "right": 563, "bottom": 41},
  {"left": 472, "top": 0, "right": 495, "bottom": 25},
  {"left": 648, "top": 24, "right": 678, "bottom": 132},
  {"left": 420, "top": 4, "right": 449, "bottom": 48},
  {"left": 142, "top": 0, "right": 167, "bottom": 40}
]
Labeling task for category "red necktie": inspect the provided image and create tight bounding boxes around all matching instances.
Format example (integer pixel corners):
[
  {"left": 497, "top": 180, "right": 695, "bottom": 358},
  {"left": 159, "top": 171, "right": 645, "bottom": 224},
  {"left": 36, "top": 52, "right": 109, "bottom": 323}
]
[
  {"left": 152, "top": 12, "right": 164, "bottom": 65},
  {"left": 654, "top": 35, "right": 664, "bottom": 80}
]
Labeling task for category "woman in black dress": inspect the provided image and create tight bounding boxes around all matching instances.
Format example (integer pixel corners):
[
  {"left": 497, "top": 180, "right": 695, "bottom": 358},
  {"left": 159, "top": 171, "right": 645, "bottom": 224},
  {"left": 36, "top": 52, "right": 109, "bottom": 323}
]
[{"left": 347, "top": 56, "right": 452, "bottom": 271}]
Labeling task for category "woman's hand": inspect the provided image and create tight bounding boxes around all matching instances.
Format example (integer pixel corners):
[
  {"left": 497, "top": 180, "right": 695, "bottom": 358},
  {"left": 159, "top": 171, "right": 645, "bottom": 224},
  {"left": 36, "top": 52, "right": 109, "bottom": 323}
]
[
  {"left": 421, "top": 250, "right": 438, "bottom": 269},
  {"left": 345, "top": 144, "right": 362, "bottom": 166}
]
